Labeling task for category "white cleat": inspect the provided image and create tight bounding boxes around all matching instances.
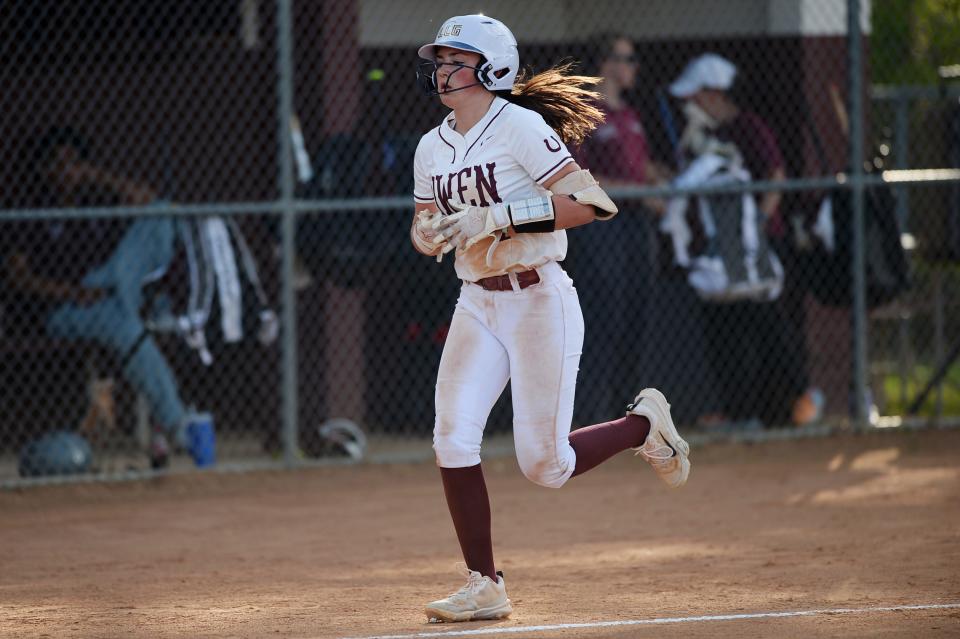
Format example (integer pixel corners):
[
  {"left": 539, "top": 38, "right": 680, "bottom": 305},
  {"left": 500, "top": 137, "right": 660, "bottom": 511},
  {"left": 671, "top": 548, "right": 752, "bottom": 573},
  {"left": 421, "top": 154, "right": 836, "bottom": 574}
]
[
  {"left": 628, "top": 388, "right": 690, "bottom": 488},
  {"left": 425, "top": 563, "right": 513, "bottom": 623}
]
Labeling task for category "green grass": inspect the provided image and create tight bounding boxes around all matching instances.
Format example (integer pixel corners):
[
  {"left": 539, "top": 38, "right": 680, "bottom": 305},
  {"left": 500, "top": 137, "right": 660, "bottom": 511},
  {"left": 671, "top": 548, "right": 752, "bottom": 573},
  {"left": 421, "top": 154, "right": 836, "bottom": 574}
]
[{"left": 882, "top": 363, "right": 960, "bottom": 416}]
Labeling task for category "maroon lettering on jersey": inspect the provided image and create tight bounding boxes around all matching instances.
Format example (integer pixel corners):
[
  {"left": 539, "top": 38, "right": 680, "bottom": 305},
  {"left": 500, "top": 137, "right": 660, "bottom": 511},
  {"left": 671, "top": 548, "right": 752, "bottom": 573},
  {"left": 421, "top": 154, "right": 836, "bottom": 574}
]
[
  {"left": 474, "top": 162, "right": 501, "bottom": 206},
  {"left": 456, "top": 166, "right": 473, "bottom": 205},
  {"left": 434, "top": 162, "right": 501, "bottom": 212},
  {"left": 544, "top": 136, "right": 562, "bottom": 152},
  {"left": 434, "top": 174, "right": 455, "bottom": 214}
]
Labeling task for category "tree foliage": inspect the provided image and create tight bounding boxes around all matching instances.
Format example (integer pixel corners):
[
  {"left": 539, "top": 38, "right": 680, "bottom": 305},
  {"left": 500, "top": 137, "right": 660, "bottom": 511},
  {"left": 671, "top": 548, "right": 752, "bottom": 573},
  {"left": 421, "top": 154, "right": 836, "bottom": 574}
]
[{"left": 872, "top": 0, "right": 960, "bottom": 84}]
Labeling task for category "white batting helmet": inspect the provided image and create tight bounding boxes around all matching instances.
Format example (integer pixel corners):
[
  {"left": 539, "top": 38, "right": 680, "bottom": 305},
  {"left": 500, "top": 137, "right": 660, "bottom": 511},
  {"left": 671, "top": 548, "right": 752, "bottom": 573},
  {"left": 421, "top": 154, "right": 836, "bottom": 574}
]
[{"left": 417, "top": 15, "right": 520, "bottom": 92}]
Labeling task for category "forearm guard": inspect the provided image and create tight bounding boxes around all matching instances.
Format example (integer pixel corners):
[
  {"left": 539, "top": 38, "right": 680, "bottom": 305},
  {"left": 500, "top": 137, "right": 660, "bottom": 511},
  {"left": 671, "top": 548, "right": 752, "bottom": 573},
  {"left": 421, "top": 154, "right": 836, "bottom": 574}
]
[{"left": 548, "top": 169, "right": 619, "bottom": 220}]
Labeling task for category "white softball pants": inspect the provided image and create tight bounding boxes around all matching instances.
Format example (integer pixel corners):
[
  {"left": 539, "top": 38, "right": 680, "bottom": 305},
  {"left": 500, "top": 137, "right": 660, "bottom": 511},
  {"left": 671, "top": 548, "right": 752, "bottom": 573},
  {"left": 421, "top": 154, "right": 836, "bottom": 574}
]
[{"left": 434, "top": 261, "right": 584, "bottom": 488}]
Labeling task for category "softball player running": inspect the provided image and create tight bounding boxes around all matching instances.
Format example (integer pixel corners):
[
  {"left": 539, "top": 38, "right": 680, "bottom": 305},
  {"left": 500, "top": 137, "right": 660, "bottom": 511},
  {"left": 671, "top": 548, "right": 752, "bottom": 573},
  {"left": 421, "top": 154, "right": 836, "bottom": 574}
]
[{"left": 411, "top": 15, "right": 690, "bottom": 622}]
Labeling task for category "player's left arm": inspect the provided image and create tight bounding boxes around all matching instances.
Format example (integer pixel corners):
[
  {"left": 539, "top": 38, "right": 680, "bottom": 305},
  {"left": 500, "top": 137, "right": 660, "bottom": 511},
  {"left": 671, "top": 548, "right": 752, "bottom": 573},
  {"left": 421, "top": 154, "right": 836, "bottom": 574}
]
[
  {"left": 512, "top": 112, "right": 618, "bottom": 229},
  {"left": 542, "top": 163, "right": 615, "bottom": 230}
]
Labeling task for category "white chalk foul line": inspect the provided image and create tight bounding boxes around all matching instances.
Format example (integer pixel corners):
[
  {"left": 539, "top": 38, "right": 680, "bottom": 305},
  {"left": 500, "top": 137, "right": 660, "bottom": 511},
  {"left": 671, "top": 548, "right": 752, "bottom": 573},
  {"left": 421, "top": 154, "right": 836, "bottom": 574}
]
[{"left": 340, "top": 603, "right": 960, "bottom": 639}]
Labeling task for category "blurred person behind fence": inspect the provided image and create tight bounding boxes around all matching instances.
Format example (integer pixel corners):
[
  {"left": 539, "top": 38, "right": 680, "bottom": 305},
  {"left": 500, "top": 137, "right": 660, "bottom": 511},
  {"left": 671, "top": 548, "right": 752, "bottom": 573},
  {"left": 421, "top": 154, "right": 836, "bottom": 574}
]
[
  {"left": 567, "top": 33, "right": 665, "bottom": 424},
  {"left": 667, "top": 54, "right": 821, "bottom": 428},
  {"left": 2, "top": 127, "right": 191, "bottom": 467}
]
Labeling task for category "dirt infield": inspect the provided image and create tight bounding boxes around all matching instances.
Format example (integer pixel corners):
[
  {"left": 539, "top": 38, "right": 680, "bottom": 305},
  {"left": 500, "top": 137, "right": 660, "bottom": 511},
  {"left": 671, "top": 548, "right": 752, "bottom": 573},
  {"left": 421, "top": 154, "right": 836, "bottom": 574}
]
[{"left": 2, "top": 428, "right": 959, "bottom": 639}]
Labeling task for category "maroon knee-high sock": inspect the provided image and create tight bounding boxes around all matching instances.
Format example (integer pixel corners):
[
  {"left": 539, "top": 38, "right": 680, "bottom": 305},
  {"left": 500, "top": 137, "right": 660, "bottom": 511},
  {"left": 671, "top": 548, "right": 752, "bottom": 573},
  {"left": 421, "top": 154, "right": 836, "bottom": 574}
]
[
  {"left": 440, "top": 464, "right": 497, "bottom": 581},
  {"left": 570, "top": 414, "right": 650, "bottom": 477}
]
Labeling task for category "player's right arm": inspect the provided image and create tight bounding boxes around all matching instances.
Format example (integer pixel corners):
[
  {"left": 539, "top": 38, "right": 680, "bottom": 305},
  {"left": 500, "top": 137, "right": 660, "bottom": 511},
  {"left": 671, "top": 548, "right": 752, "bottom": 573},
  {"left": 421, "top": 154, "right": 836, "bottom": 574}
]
[
  {"left": 411, "top": 132, "right": 444, "bottom": 256},
  {"left": 410, "top": 202, "right": 444, "bottom": 256}
]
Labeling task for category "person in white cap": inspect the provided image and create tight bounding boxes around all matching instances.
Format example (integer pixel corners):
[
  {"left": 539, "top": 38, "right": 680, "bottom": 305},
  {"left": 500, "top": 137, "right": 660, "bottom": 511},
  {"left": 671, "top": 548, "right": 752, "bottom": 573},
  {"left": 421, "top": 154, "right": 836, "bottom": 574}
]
[
  {"left": 669, "top": 53, "right": 785, "bottom": 222},
  {"left": 668, "top": 54, "right": 822, "bottom": 430},
  {"left": 412, "top": 14, "right": 691, "bottom": 623}
]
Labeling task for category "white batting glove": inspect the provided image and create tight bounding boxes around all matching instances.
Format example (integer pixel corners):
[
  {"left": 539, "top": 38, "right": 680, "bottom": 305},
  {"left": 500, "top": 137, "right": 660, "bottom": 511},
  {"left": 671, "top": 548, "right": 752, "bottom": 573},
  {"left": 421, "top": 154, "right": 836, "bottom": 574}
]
[
  {"left": 412, "top": 209, "right": 447, "bottom": 257},
  {"left": 432, "top": 203, "right": 511, "bottom": 251}
]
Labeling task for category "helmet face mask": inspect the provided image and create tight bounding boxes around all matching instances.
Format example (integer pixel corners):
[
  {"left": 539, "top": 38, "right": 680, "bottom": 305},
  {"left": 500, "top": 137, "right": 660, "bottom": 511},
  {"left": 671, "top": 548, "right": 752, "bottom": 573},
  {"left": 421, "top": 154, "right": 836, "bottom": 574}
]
[
  {"left": 416, "top": 59, "right": 485, "bottom": 96},
  {"left": 417, "top": 15, "right": 519, "bottom": 94}
]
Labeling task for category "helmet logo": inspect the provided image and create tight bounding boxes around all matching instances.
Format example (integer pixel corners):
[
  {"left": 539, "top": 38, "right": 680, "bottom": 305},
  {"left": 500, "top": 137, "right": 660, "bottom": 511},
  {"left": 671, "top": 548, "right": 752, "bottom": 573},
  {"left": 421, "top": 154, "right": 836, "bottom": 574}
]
[{"left": 437, "top": 23, "right": 462, "bottom": 39}]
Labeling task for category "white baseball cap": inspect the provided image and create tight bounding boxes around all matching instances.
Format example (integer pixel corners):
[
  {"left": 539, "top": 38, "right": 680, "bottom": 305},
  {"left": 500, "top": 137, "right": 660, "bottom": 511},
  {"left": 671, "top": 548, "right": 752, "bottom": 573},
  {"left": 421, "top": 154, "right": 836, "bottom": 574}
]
[{"left": 669, "top": 53, "right": 737, "bottom": 98}]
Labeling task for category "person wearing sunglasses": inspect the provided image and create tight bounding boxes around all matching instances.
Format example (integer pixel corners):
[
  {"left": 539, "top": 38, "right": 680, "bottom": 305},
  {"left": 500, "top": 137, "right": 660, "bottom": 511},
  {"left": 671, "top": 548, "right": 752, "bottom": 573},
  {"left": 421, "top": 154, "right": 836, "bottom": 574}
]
[{"left": 568, "top": 34, "right": 666, "bottom": 427}]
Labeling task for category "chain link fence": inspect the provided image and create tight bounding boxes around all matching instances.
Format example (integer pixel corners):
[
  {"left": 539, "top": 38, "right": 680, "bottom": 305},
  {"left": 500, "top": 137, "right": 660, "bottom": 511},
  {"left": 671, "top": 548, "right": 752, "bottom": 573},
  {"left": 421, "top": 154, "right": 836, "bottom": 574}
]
[{"left": 1, "top": 0, "right": 958, "bottom": 485}]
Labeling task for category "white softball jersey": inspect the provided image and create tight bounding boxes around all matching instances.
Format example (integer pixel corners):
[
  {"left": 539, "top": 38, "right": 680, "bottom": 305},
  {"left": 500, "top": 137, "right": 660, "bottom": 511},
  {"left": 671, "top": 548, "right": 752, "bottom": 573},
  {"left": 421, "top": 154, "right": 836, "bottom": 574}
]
[{"left": 413, "top": 96, "right": 575, "bottom": 282}]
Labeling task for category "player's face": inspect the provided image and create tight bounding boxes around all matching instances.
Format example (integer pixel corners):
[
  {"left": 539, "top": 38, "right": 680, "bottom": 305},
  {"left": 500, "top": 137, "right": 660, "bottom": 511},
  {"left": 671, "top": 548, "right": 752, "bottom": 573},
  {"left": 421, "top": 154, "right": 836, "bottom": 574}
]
[{"left": 434, "top": 47, "right": 485, "bottom": 105}]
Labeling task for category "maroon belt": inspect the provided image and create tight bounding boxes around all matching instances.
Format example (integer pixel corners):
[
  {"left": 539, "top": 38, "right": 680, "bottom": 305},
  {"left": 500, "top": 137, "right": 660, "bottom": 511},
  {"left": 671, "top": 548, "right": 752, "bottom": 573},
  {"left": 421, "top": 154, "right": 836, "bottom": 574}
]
[{"left": 473, "top": 269, "right": 541, "bottom": 291}]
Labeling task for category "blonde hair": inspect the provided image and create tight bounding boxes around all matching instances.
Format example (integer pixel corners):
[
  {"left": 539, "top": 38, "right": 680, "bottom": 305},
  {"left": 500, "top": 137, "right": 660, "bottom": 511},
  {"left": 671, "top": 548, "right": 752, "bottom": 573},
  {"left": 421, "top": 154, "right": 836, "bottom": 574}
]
[{"left": 497, "top": 62, "right": 605, "bottom": 145}]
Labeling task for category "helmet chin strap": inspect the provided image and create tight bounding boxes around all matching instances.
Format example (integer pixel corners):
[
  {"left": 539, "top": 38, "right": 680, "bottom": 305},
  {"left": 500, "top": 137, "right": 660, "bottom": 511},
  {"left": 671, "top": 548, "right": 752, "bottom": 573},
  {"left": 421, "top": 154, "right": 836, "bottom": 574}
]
[
  {"left": 437, "top": 82, "right": 483, "bottom": 95},
  {"left": 437, "top": 82, "right": 485, "bottom": 95},
  {"left": 423, "top": 62, "right": 489, "bottom": 95}
]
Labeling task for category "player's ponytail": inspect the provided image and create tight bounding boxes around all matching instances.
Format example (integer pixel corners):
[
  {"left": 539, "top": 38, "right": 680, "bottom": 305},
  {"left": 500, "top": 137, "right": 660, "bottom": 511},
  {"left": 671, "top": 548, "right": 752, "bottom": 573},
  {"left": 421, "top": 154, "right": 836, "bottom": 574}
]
[{"left": 495, "top": 62, "right": 604, "bottom": 145}]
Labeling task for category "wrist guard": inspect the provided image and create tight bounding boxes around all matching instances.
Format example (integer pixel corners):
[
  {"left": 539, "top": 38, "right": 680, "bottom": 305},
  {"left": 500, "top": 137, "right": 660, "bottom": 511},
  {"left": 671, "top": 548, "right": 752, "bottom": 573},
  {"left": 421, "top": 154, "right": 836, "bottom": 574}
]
[{"left": 507, "top": 196, "right": 556, "bottom": 233}]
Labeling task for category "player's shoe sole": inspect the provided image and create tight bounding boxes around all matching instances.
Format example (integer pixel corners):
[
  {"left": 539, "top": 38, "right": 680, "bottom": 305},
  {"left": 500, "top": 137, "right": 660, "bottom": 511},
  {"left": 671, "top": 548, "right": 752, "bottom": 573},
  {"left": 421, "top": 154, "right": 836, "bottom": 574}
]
[
  {"left": 628, "top": 388, "right": 690, "bottom": 488},
  {"left": 425, "top": 599, "right": 513, "bottom": 623}
]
